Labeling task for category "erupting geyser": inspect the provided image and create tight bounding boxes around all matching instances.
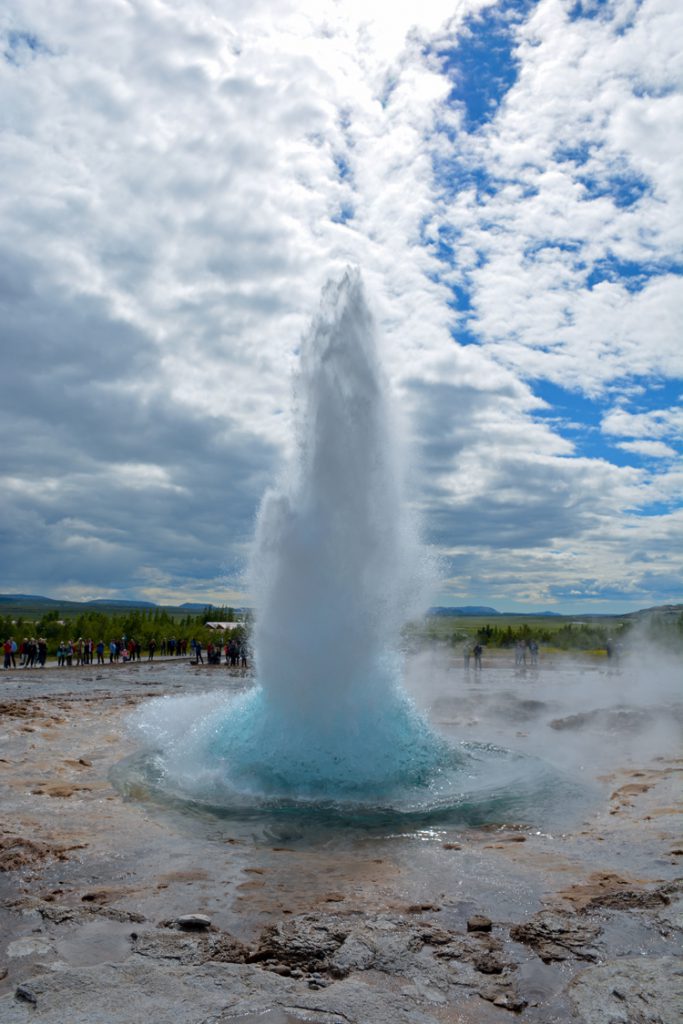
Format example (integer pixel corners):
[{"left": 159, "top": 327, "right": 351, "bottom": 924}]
[
  {"left": 126, "top": 269, "right": 572, "bottom": 820},
  {"left": 131, "top": 269, "right": 457, "bottom": 804},
  {"left": 218, "top": 268, "right": 452, "bottom": 797}
]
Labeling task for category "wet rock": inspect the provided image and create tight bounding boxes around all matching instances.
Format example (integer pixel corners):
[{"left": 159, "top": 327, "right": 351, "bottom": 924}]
[
  {"left": 0, "top": 836, "right": 68, "bottom": 872},
  {"left": 418, "top": 925, "right": 455, "bottom": 945},
  {"left": 491, "top": 992, "right": 528, "bottom": 1012},
  {"left": 252, "top": 917, "right": 348, "bottom": 972},
  {"left": 585, "top": 878, "right": 677, "bottom": 912},
  {"left": 176, "top": 914, "right": 212, "bottom": 931},
  {"left": 471, "top": 951, "right": 505, "bottom": 975},
  {"left": 7, "top": 936, "right": 53, "bottom": 958},
  {"left": 133, "top": 930, "right": 206, "bottom": 965},
  {"left": 15, "top": 985, "right": 37, "bottom": 1005},
  {"left": 549, "top": 707, "right": 657, "bottom": 733},
  {"left": 133, "top": 928, "right": 250, "bottom": 966},
  {"left": 207, "top": 933, "right": 251, "bottom": 964},
  {"left": 510, "top": 910, "right": 601, "bottom": 963},
  {"left": 37, "top": 902, "right": 77, "bottom": 924},
  {"left": 467, "top": 915, "right": 492, "bottom": 933},
  {"left": 329, "top": 934, "right": 375, "bottom": 976},
  {"left": 269, "top": 963, "right": 291, "bottom": 976},
  {"left": 568, "top": 955, "right": 683, "bottom": 1024}
]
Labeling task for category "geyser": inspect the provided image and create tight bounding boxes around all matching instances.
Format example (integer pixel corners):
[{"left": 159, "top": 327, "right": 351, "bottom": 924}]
[
  {"left": 126, "top": 269, "right": 577, "bottom": 822},
  {"left": 134, "top": 269, "right": 457, "bottom": 802}
]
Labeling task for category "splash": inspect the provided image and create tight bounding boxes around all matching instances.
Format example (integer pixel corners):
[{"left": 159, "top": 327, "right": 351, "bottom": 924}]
[
  {"left": 132, "top": 269, "right": 459, "bottom": 804},
  {"left": 126, "top": 270, "right": 581, "bottom": 821}
]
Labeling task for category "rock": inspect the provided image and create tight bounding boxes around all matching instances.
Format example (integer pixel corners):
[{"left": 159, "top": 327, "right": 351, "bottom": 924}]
[
  {"left": 472, "top": 952, "right": 504, "bottom": 974},
  {"left": 491, "top": 992, "right": 528, "bottom": 1012},
  {"left": 7, "top": 936, "right": 52, "bottom": 958},
  {"left": 568, "top": 955, "right": 683, "bottom": 1024},
  {"left": 467, "top": 915, "right": 492, "bottom": 933},
  {"left": 418, "top": 926, "right": 454, "bottom": 946},
  {"left": 15, "top": 986, "right": 37, "bottom": 1006},
  {"left": 269, "top": 964, "right": 291, "bottom": 976},
  {"left": 510, "top": 910, "right": 601, "bottom": 963},
  {"left": 252, "top": 918, "right": 348, "bottom": 971},
  {"left": 0, "top": 836, "right": 67, "bottom": 872},
  {"left": 176, "top": 914, "right": 211, "bottom": 931},
  {"left": 329, "top": 934, "right": 375, "bottom": 976}
]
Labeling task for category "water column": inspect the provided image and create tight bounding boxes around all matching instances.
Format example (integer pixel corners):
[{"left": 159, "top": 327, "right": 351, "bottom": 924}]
[{"left": 211, "top": 269, "right": 447, "bottom": 797}]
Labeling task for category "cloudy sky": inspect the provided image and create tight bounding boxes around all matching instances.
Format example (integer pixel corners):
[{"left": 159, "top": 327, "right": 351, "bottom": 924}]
[{"left": 1, "top": 0, "right": 681, "bottom": 613}]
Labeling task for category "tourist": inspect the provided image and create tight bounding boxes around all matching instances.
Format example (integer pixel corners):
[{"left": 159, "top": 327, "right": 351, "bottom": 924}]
[
  {"left": 473, "top": 643, "right": 483, "bottom": 670},
  {"left": 96, "top": 640, "right": 105, "bottom": 665},
  {"left": 148, "top": 638, "right": 156, "bottom": 660},
  {"left": 3, "top": 638, "right": 12, "bottom": 669}
]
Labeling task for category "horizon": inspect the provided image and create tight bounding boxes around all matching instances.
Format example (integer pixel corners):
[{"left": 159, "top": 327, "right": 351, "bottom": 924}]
[
  {"left": 2, "top": 589, "right": 680, "bottom": 620},
  {"left": 2, "top": 0, "right": 681, "bottom": 611}
]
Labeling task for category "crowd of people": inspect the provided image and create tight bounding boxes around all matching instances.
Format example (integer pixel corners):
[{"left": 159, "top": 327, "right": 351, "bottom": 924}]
[
  {"left": 2, "top": 634, "right": 250, "bottom": 669},
  {"left": 2, "top": 637, "right": 48, "bottom": 668},
  {"left": 462, "top": 638, "right": 540, "bottom": 670}
]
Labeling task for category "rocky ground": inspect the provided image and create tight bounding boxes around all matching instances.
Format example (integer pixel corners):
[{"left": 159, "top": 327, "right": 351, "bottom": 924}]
[{"left": 0, "top": 658, "right": 681, "bottom": 1023}]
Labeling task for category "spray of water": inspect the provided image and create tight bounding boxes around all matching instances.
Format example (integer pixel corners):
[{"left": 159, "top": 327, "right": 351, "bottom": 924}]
[
  {"left": 126, "top": 270, "right": 582, "bottom": 821},
  {"left": 132, "top": 270, "right": 456, "bottom": 803}
]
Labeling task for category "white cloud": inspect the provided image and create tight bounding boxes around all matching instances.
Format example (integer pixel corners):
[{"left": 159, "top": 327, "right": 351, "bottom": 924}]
[
  {"left": 601, "top": 405, "right": 683, "bottom": 439},
  {"left": 437, "top": 0, "right": 683, "bottom": 393},
  {"left": 0, "top": 0, "right": 680, "bottom": 611},
  {"left": 617, "top": 440, "right": 678, "bottom": 459}
]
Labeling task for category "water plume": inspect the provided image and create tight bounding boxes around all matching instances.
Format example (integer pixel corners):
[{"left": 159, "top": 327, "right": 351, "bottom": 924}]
[
  {"left": 132, "top": 269, "right": 455, "bottom": 803},
  {"left": 126, "top": 269, "right": 581, "bottom": 822}
]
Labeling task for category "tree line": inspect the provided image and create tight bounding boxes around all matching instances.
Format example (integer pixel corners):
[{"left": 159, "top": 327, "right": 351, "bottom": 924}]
[
  {"left": 0, "top": 605, "right": 251, "bottom": 651},
  {"left": 470, "top": 612, "right": 683, "bottom": 652}
]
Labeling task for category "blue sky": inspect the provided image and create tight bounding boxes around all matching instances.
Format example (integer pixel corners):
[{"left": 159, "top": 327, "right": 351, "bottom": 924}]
[{"left": 0, "top": 0, "right": 681, "bottom": 614}]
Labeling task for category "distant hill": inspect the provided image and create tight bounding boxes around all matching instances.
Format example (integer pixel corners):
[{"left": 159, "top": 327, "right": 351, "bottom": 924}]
[
  {"left": 89, "top": 599, "right": 157, "bottom": 608},
  {"left": 622, "top": 603, "right": 683, "bottom": 618},
  {"left": 0, "top": 593, "right": 248, "bottom": 619},
  {"left": 2, "top": 593, "right": 678, "bottom": 621},
  {"left": 427, "top": 606, "right": 563, "bottom": 617},
  {"left": 428, "top": 606, "right": 500, "bottom": 616}
]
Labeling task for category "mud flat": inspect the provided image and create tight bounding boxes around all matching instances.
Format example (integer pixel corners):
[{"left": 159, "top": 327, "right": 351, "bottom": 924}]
[{"left": 1, "top": 656, "right": 681, "bottom": 1023}]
